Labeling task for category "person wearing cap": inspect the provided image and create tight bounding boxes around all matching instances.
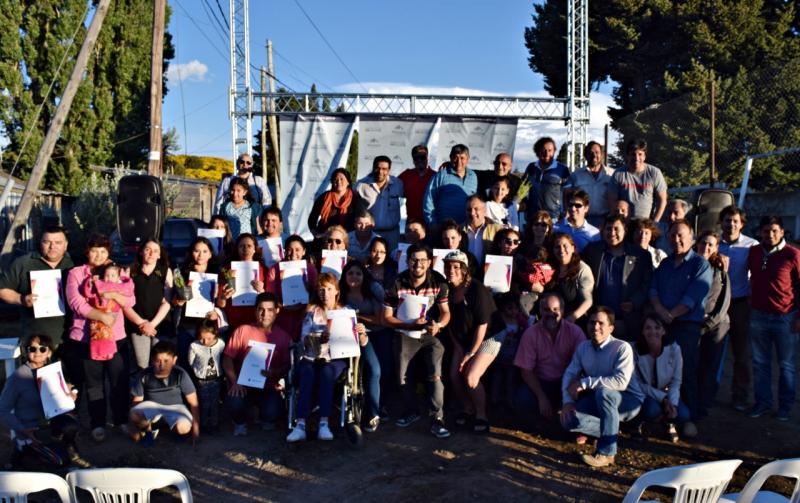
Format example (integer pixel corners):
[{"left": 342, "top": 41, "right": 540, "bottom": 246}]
[{"left": 213, "top": 153, "right": 272, "bottom": 214}]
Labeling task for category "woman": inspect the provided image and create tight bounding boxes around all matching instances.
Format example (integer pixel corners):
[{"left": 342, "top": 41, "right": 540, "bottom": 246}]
[
  {"left": 265, "top": 234, "right": 318, "bottom": 341},
  {"left": 629, "top": 218, "right": 667, "bottom": 269},
  {"left": 545, "top": 233, "right": 594, "bottom": 323},
  {"left": 443, "top": 251, "right": 496, "bottom": 433},
  {"left": 286, "top": 273, "right": 367, "bottom": 442},
  {"left": 0, "top": 334, "right": 80, "bottom": 466},
  {"left": 340, "top": 260, "right": 386, "bottom": 431},
  {"left": 695, "top": 230, "right": 731, "bottom": 419},
  {"left": 635, "top": 314, "right": 693, "bottom": 442},
  {"left": 219, "top": 178, "right": 263, "bottom": 240},
  {"left": 123, "top": 239, "right": 174, "bottom": 370},
  {"left": 492, "top": 228, "right": 524, "bottom": 296},
  {"left": 522, "top": 210, "right": 554, "bottom": 256},
  {"left": 209, "top": 215, "right": 235, "bottom": 263},
  {"left": 440, "top": 219, "right": 479, "bottom": 277},
  {"left": 216, "top": 233, "right": 267, "bottom": 331},
  {"left": 365, "top": 236, "right": 397, "bottom": 291},
  {"left": 65, "top": 233, "right": 133, "bottom": 442},
  {"left": 307, "top": 168, "right": 365, "bottom": 236}
]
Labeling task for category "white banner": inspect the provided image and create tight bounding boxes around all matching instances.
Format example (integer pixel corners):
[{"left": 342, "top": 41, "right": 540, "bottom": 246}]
[
  {"left": 437, "top": 118, "right": 518, "bottom": 172},
  {"left": 357, "top": 117, "right": 438, "bottom": 178},
  {"left": 279, "top": 115, "right": 356, "bottom": 239}
]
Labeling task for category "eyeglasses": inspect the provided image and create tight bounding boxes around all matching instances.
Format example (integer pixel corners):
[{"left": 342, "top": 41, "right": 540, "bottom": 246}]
[
  {"left": 26, "top": 346, "right": 48, "bottom": 354},
  {"left": 327, "top": 238, "right": 343, "bottom": 245},
  {"left": 504, "top": 239, "right": 521, "bottom": 246},
  {"left": 409, "top": 258, "right": 429, "bottom": 264},
  {"left": 568, "top": 203, "right": 585, "bottom": 209}
]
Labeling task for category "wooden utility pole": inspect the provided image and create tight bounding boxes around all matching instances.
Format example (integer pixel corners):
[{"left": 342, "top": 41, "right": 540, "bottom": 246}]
[
  {"left": 710, "top": 77, "right": 716, "bottom": 187},
  {"left": 147, "top": 0, "right": 166, "bottom": 176},
  {"left": 260, "top": 67, "right": 268, "bottom": 182},
  {"left": 1, "top": 0, "right": 111, "bottom": 260},
  {"left": 267, "top": 40, "right": 281, "bottom": 204}
]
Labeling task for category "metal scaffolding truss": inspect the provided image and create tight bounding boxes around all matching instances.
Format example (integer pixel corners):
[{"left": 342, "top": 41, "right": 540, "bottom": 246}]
[
  {"left": 229, "top": 0, "right": 252, "bottom": 158},
  {"left": 567, "top": 0, "right": 590, "bottom": 166}
]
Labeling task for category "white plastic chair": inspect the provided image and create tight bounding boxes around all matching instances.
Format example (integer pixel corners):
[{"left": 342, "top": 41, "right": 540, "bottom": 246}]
[
  {"left": 622, "top": 459, "right": 743, "bottom": 503},
  {"left": 719, "top": 458, "right": 800, "bottom": 503},
  {"left": 66, "top": 468, "right": 193, "bottom": 503},
  {"left": 0, "top": 471, "right": 72, "bottom": 502}
]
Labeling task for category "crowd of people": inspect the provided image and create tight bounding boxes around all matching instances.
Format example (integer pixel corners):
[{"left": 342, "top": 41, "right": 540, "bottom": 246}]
[{"left": 0, "top": 137, "right": 798, "bottom": 469}]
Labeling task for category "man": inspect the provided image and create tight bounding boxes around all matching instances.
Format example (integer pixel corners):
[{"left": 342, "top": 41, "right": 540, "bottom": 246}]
[
  {"left": 223, "top": 292, "right": 292, "bottom": 435},
  {"left": 0, "top": 225, "right": 74, "bottom": 346},
  {"left": 477, "top": 152, "right": 521, "bottom": 200},
  {"left": 608, "top": 139, "right": 668, "bottom": 222},
  {"left": 213, "top": 153, "right": 272, "bottom": 214},
  {"left": 462, "top": 196, "right": 504, "bottom": 265},
  {"left": 384, "top": 243, "right": 451, "bottom": 438},
  {"left": 614, "top": 200, "right": 630, "bottom": 220},
  {"left": 403, "top": 218, "right": 426, "bottom": 246},
  {"left": 128, "top": 341, "right": 200, "bottom": 444},
  {"left": 514, "top": 292, "right": 586, "bottom": 420},
  {"left": 566, "top": 141, "right": 615, "bottom": 227},
  {"left": 649, "top": 219, "right": 712, "bottom": 425},
  {"left": 560, "top": 307, "right": 643, "bottom": 467},
  {"left": 347, "top": 211, "right": 380, "bottom": 263},
  {"left": 355, "top": 155, "right": 404, "bottom": 251},
  {"left": 553, "top": 189, "right": 600, "bottom": 252},
  {"left": 259, "top": 206, "right": 284, "bottom": 240},
  {"left": 718, "top": 206, "right": 758, "bottom": 411},
  {"left": 656, "top": 199, "right": 691, "bottom": 252},
  {"left": 525, "top": 137, "right": 570, "bottom": 221},
  {"left": 422, "top": 144, "right": 478, "bottom": 227},
  {"left": 399, "top": 145, "right": 437, "bottom": 224},
  {"left": 747, "top": 216, "right": 800, "bottom": 421}
]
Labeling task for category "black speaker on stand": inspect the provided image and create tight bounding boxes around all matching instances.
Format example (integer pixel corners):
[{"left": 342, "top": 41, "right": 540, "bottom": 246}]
[
  {"left": 694, "top": 189, "right": 735, "bottom": 236},
  {"left": 117, "top": 175, "right": 165, "bottom": 246}
]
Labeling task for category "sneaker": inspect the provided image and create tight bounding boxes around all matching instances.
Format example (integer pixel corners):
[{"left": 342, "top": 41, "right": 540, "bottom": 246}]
[
  {"left": 430, "top": 420, "right": 451, "bottom": 439},
  {"left": 139, "top": 430, "right": 159, "bottom": 448},
  {"left": 581, "top": 453, "right": 615, "bottom": 467},
  {"left": 91, "top": 427, "right": 106, "bottom": 443},
  {"left": 317, "top": 422, "right": 334, "bottom": 441},
  {"left": 776, "top": 410, "right": 791, "bottom": 422},
  {"left": 233, "top": 423, "right": 248, "bottom": 437},
  {"left": 667, "top": 423, "right": 680, "bottom": 443},
  {"left": 748, "top": 404, "right": 771, "bottom": 418},
  {"left": 364, "top": 416, "right": 380, "bottom": 433},
  {"left": 681, "top": 421, "right": 698, "bottom": 438},
  {"left": 395, "top": 413, "right": 421, "bottom": 428},
  {"left": 286, "top": 423, "right": 307, "bottom": 443}
]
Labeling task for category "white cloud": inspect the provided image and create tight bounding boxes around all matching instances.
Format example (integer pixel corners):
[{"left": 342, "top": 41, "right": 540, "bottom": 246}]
[{"left": 166, "top": 60, "right": 208, "bottom": 83}]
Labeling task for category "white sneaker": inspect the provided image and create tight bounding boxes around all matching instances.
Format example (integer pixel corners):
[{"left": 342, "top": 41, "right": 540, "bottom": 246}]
[
  {"left": 233, "top": 423, "right": 248, "bottom": 437},
  {"left": 317, "top": 422, "right": 334, "bottom": 441},
  {"left": 286, "top": 423, "right": 307, "bottom": 443}
]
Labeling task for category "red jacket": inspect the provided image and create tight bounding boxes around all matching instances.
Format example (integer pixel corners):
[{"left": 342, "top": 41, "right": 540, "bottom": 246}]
[{"left": 748, "top": 242, "right": 800, "bottom": 317}]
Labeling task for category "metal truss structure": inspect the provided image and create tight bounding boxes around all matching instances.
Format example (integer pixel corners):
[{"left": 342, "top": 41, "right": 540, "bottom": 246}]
[
  {"left": 229, "top": 0, "right": 252, "bottom": 158},
  {"left": 567, "top": 0, "right": 590, "bottom": 167}
]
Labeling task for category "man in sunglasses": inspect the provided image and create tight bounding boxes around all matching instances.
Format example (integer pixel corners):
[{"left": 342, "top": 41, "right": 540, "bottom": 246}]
[
  {"left": 213, "top": 153, "right": 272, "bottom": 214},
  {"left": 553, "top": 190, "right": 600, "bottom": 252}
]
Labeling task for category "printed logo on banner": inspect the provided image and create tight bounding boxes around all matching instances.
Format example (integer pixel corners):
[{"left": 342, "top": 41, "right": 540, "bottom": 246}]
[
  {"left": 363, "top": 124, "right": 381, "bottom": 132},
  {"left": 392, "top": 154, "right": 403, "bottom": 162},
  {"left": 474, "top": 143, "right": 486, "bottom": 149},
  {"left": 392, "top": 125, "right": 407, "bottom": 133},
  {"left": 495, "top": 142, "right": 507, "bottom": 150},
  {"left": 390, "top": 140, "right": 404, "bottom": 147},
  {"left": 368, "top": 138, "right": 381, "bottom": 147},
  {"left": 471, "top": 125, "right": 487, "bottom": 133},
  {"left": 472, "top": 155, "right": 483, "bottom": 164}
]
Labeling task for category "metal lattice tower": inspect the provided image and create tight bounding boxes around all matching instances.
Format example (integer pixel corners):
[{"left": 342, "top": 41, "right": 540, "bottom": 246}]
[
  {"left": 229, "top": 0, "right": 252, "bottom": 163},
  {"left": 567, "top": 0, "right": 590, "bottom": 168}
]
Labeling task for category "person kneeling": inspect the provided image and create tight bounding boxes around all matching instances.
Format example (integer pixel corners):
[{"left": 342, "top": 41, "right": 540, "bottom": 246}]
[{"left": 129, "top": 341, "right": 200, "bottom": 445}]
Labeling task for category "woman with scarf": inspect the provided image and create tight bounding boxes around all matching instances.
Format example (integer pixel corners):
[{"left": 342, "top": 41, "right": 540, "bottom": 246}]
[{"left": 308, "top": 168, "right": 366, "bottom": 238}]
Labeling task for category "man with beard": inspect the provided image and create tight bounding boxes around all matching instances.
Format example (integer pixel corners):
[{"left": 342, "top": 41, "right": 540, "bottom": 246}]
[
  {"left": 525, "top": 136, "right": 570, "bottom": 221},
  {"left": 213, "top": 153, "right": 272, "bottom": 214},
  {"left": 355, "top": 155, "right": 404, "bottom": 251},
  {"left": 514, "top": 292, "right": 586, "bottom": 421}
]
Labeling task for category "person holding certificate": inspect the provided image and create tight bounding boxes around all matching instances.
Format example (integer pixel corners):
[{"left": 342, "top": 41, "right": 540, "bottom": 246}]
[
  {"left": 208, "top": 215, "right": 235, "bottom": 264},
  {"left": 216, "top": 233, "right": 267, "bottom": 330},
  {"left": 265, "top": 235, "right": 318, "bottom": 341},
  {"left": 286, "top": 273, "right": 367, "bottom": 443}
]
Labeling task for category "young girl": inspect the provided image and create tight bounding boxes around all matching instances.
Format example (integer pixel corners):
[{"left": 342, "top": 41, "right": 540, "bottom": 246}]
[
  {"left": 81, "top": 263, "right": 133, "bottom": 361},
  {"left": 485, "top": 176, "right": 520, "bottom": 230},
  {"left": 219, "top": 178, "right": 263, "bottom": 240},
  {"left": 188, "top": 320, "right": 226, "bottom": 433}
]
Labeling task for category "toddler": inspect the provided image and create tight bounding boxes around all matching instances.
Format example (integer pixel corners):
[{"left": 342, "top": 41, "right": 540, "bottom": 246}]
[
  {"left": 187, "top": 320, "right": 225, "bottom": 432},
  {"left": 81, "top": 263, "right": 132, "bottom": 360}
]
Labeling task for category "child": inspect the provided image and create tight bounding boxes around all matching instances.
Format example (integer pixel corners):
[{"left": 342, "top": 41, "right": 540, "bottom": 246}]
[
  {"left": 485, "top": 177, "right": 520, "bottom": 230},
  {"left": 81, "top": 263, "right": 133, "bottom": 361},
  {"left": 488, "top": 293, "right": 530, "bottom": 409},
  {"left": 187, "top": 319, "right": 225, "bottom": 433}
]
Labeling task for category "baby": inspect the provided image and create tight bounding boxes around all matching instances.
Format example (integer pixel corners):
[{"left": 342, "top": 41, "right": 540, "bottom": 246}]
[{"left": 81, "top": 263, "right": 133, "bottom": 361}]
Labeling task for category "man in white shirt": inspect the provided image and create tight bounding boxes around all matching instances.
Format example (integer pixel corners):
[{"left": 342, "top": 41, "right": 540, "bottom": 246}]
[
  {"left": 566, "top": 141, "right": 615, "bottom": 227},
  {"left": 213, "top": 153, "right": 272, "bottom": 214},
  {"left": 462, "top": 196, "right": 503, "bottom": 266}
]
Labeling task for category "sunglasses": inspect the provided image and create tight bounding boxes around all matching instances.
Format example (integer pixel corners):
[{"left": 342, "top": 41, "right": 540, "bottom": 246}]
[
  {"left": 238, "top": 160, "right": 253, "bottom": 166},
  {"left": 533, "top": 222, "right": 549, "bottom": 227},
  {"left": 568, "top": 203, "right": 585, "bottom": 209},
  {"left": 27, "top": 345, "right": 49, "bottom": 354},
  {"left": 327, "top": 238, "right": 343, "bottom": 245},
  {"left": 504, "top": 239, "right": 521, "bottom": 246}
]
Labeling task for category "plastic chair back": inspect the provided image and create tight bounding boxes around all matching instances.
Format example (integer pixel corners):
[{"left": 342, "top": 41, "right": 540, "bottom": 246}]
[
  {"left": 622, "top": 459, "right": 742, "bottom": 503},
  {"left": 67, "top": 468, "right": 193, "bottom": 503},
  {"left": 721, "top": 458, "right": 800, "bottom": 503},
  {"left": 0, "top": 471, "right": 72, "bottom": 503}
]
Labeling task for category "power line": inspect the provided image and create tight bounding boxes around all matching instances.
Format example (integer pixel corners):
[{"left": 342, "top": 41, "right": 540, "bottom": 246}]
[
  {"left": 199, "top": 0, "right": 230, "bottom": 49},
  {"left": 273, "top": 48, "right": 334, "bottom": 91},
  {"left": 173, "top": 0, "right": 229, "bottom": 64}
]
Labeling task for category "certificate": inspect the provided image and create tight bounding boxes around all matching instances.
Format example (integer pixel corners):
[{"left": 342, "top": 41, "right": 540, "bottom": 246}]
[
  {"left": 231, "top": 261, "right": 260, "bottom": 306},
  {"left": 197, "top": 228, "right": 226, "bottom": 255},
  {"left": 279, "top": 260, "right": 309, "bottom": 306},
  {"left": 236, "top": 340, "right": 276, "bottom": 389},
  {"left": 483, "top": 254, "right": 513, "bottom": 293},
  {"left": 30, "top": 269, "right": 65, "bottom": 318},
  {"left": 432, "top": 248, "right": 451, "bottom": 276},
  {"left": 320, "top": 250, "right": 347, "bottom": 279},
  {"left": 395, "top": 243, "right": 410, "bottom": 273},
  {"left": 185, "top": 272, "right": 217, "bottom": 318},
  {"left": 37, "top": 362, "right": 75, "bottom": 419},
  {"left": 396, "top": 293, "right": 429, "bottom": 339},
  {"left": 327, "top": 309, "right": 361, "bottom": 359},
  {"left": 258, "top": 237, "right": 284, "bottom": 267}
]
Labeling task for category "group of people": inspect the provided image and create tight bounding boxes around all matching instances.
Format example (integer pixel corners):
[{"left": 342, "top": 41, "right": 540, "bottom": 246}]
[{"left": 0, "top": 136, "right": 797, "bottom": 470}]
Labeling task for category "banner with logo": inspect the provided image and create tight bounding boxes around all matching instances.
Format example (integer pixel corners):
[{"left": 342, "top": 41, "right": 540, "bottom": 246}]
[
  {"left": 357, "top": 117, "right": 438, "bottom": 178},
  {"left": 279, "top": 115, "right": 356, "bottom": 238},
  {"left": 436, "top": 118, "right": 518, "bottom": 172}
]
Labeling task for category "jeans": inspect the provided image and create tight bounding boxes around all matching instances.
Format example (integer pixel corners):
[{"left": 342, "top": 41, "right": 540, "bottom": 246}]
[
  {"left": 361, "top": 340, "right": 381, "bottom": 420},
  {"left": 564, "top": 388, "right": 641, "bottom": 456},
  {"left": 670, "top": 321, "right": 702, "bottom": 420},
  {"left": 514, "top": 379, "right": 562, "bottom": 416},
  {"left": 296, "top": 359, "right": 347, "bottom": 419},
  {"left": 82, "top": 339, "right": 130, "bottom": 428},
  {"left": 750, "top": 310, "right": 797, "bottom": 413},
  {"left": 225, "top": 386, "right": 284, "bottom": 425},
  {"left": 370, "top": 329, "right": 395, "bottom": 407},
  {"left": 640, "top": 396, "right": 691, "bottom": 424},
  {"left": 728, "top": 297, "right": 752, "bottom": 404},
  {"left": 196, "top": 379, "right": 221, "bottom": 428},
  {"left": 397, "top": 333, "right": 445, "bottom": 421},
  {"left": 698, "top": 327, "right": 728, "bottom": 416}
]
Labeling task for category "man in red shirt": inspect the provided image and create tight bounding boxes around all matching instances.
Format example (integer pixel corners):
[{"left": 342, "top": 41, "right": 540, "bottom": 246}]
[
  {"left": 398, "top": 145, "right": 436, "bottom": 224},
  {"left": 223, "top": 292, "right": 292, "bottom": 435},
  {"left": 747, "top": 216, "right": 800, "bottom": 421}
]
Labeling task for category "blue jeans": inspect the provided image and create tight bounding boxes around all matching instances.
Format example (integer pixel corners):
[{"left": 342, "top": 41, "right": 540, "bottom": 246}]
[
  {"left": 297, "top": 359, "right": 347, "bottom": 419},
  {"left": 225, "top": 386, "right": 284, "bottom": 425},
  {"left": 514, "top": 379, "right": 562, "bottom": 416},
  {"left": 670, "top": 321, "right": 701, "bottom": 419},
  {"left": 361, "top": 340, "right": 381, "bottom": 420},
  {"left": 750, "top": 310, "right": 797, "bottom": 413},
  {"left": 370, "top": 329, "right": 395, "bottom": 407},
  {"left": 640, "top": 396, "right": 691, "bottom": 424},
  {"left": 564, "top": 388, "right": 641, "bottom": 456}
]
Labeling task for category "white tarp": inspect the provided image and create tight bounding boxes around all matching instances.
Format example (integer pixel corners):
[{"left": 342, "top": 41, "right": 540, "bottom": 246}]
[
  {"left": 436, "top": 118, "right": 518, "bottom": 172},
  {"left": 357, "top": 117, "right": 438, "bottom": 178},
  {"left": 279, "top": 115, "right": 356, "bottom": 238}
]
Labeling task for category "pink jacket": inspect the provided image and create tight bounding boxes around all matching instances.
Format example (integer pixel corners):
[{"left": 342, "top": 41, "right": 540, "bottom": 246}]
[{"left": 66, "top": 264, "right": 135, "bottom": 343}]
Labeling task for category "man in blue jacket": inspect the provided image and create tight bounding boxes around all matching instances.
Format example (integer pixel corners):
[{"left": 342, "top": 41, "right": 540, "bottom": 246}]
[{"left": 422, "top": 144, "right": 478, "bottom": 231}]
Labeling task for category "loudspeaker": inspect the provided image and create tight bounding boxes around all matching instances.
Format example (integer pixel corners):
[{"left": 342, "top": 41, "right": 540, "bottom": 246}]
[
  {"left": 694, "top": 189, "right": 735, "bottom": 236},
  {"left": 117, "top": 175, "right": 165, "bottom": 245}
]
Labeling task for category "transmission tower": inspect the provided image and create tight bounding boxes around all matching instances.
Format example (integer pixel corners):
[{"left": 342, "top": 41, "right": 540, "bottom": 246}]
[
  {"left": 567, "top": 0, "right": 590, "bottom": 168},
  {"left": 229, "top": 0, "right": 252, "bottom": 163}
]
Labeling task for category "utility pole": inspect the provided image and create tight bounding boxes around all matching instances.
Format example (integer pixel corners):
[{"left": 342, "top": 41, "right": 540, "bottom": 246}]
[
  {"left": 147, "top": 0, "right": 166, "bottom": 176},
  {"left": 709, "top": 77, "right": 716, "bottom": 187},
  {"left": 267, "top": 40, "right": 281, "bottom": 204},
  {"left": 1, "top": 0, "right": 111, "bottom": 261},
  {"left": 260, "top": 67, "right": 267, "bottom": 182}
]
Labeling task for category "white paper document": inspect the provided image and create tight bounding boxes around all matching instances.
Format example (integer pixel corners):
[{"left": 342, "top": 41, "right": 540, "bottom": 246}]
[
  {"left": 395, "top": 243, "right": 410, "bottom": 273},
  {"left": 37, "top": 362, "right": 75, "bottom": 419},
  {"left": 236, "top": 340, "right": 276, "bottom": 389},
  {"left": 320, "top": 250, "right": 348, "bottom": 279},
  {"left": 185, "top": 272, "right": 217, "bottom": 318},
  {"left": 326, "top": 309, "right": 361, "bottom": 359},
  {"left": 258, "top": 237, "right": 284, "bottom": 267},
  {"left": 231, "top": 261, "right": 259, "bottom": 306},
  {"left": 197, "top": 228, "right": 226, "bottom": 255},
  {"left": 279, "top": 260, "right": 309, "bottom": 306},
  {"left": 432, "top": 248, "right": 451, "bottom": 276},
  {"left": 396, "top": 293, "right": 429, "bottom": 339},
  {"left": 30, "top": 269, "right": 65, "bottom": 318},
  {"left": 483, "top": 254, "right": 514, "bottom": 293}
]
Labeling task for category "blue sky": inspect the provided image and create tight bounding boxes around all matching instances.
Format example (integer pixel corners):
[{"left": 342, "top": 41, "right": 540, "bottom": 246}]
[{"left": 164, "top": 0, "right": 616, "bottom": 169}]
